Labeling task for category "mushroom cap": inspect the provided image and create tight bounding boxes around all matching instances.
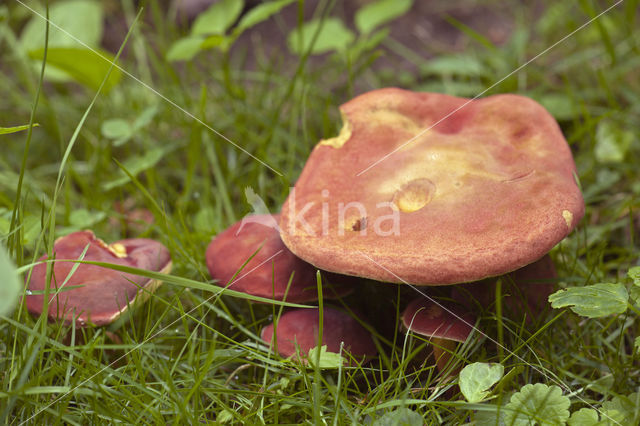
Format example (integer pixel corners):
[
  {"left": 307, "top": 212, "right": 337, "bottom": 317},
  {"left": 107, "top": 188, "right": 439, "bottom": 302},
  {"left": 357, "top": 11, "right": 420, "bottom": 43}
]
[
  {"left": 451, "top": 254, "right": 556, "bottom": 319},
  {"left": 402, "top": 298, "right": 475, "bottom": 343},
  {"left": 279, "top": 88, "right": 584, "bottom": 285},
  {"left": 25, "top": 230, "right": 171, "bottom": 326},
  {"left": 260, "top": 306, "right": 377, "bottom": 359},
  {"left": 205, "top": 214, "right": 353, "bottom": 303}
]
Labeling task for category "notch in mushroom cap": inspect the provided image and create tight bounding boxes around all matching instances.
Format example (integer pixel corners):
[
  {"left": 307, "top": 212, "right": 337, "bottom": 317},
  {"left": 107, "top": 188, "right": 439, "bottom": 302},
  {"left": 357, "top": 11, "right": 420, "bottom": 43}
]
[
  {"left": 402, "top": 298, "right": 475, "bottom": 373},
  {"left": 261, "top": 306, "right": 377, "bottom": 362},
  {"left": 279, "top": 88, "right": 584, "bottom": 285},
  {"left": 206, "top": 214, "right": 353, "bottom": 303},
  {"left": 25, "top": 230, "right": 171, "bottom": 327}
]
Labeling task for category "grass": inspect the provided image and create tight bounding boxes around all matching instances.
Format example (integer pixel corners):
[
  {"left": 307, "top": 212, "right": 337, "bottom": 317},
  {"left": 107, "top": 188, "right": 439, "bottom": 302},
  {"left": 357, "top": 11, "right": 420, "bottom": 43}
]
[{"left": 1, "top": 0, "right": 640, "bottom": 423}]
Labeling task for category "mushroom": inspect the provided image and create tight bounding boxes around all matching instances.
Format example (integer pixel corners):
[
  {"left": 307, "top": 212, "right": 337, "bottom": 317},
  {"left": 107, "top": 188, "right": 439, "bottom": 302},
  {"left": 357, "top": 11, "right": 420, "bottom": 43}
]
[
  {"left": 451, "top": 254, "right": 557, "bottom": 321},
  {"left": 402, "top": 298, "right": 475, "bottom": 373},
  {"left": 261, "top": 306, "right": 377, "bottom": 362},
  {"left": 206, "top": 214, "right": 353, "bottom": 303},
  {"left": 25, "top": 230, "right": 171, "bottom": 327},
  {"left": 279, "top": 88, "right": 584, "bottom": 286}
]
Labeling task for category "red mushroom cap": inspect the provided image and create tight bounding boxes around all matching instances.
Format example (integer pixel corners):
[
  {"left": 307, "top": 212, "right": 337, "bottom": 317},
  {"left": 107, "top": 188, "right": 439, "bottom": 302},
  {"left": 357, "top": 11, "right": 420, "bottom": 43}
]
[
  {"left": 206, "top": 214, "right": 353, "bottom": 303},
  {"left": 25, "top": 230, "right": 171, "bottom": 326},
  {"left": 280, "top": 88, "right": 584, "bottom": 285},
  {"left": 260, "top": 307, "right": 377, "bottom": 360},
  {"left": 402, "top": 298, "right": 475, "bottom": 343}
]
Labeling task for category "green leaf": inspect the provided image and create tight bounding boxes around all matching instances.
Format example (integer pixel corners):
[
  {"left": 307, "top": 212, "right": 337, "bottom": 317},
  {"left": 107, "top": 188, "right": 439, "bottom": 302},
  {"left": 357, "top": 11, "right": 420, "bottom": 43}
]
[
  {"left": 459, "top": 362, "right": 504, "bottom": 403},
  {"left": 0, "top": 244, "right": 21, "bottom": 316},
  {"left": 102, "top": 147, "right": 169, "bottom": 191},
  {"left": 594, "top": 120, "right": 634, "bottom": 163},
  {"left": 101, "top": 118, "right": 132, "bottom": 141},
  {"left": 192, "top": 0, "right": 244, "bottom": 36},
  {"left": 20, "top": 0, "right": 103, "bottom": 50},
  {"left": 419, "top": 54, "right": 485, "bottom": 77},
  {"left": 58, "top": 209, "right": 107, "bottom": 234},
  {"left": 19, "top": 0, "right": 104, "bottom": 82},
  {"left": 0, "top": 124, "right": 39, "bottom": 135},
  {"left": 200, "top": 34, "right": 232, "bottom": 51},
  {"left": 306, "top": 345, "right": 343, "bottom": 369},
  {"left": 503, "top": 383, "right": 570, "bottom": 426},
  {"left": 628, "top": 267, "right": 640, "bottom": 286},
  {"left": 355, "top": 0, "right": 413, "bottom": 35},
  {"left": 548, "top": 283, "right": 628, "bottom": 318},
  {"left": 372, "top": 408, "right": 423, "bottom": 426},
  {"left": 166, "top": 36, "right": 205, "bottom": 61},
  {"left": 568, "top": 408, "right": 601, "bottom": 426},
  {"left": 234, "top": 0, "right": 296, "bottom": 35},
  {"left": 193, "top": 206, "right": 216, "bottom": 234},
  {"left": 287, "top": 18, "right": 355, "bottom": 55},
  {"left": 475, "top": 407, "right": 506, "bottom": 426},
  {"left": 537, "top": 94, "right": 578, "bottom": 121},
  {"left": 635, "top": 337, "right": 640, "bottom": 353},
  {"left": 602, "top": 393, "right": 640, "bottom": 425},
  {"left": 28, "top": 47, "right": 122, "bottom": 92},
  {"left": 132, "top": 106, "right": 159, "bottom": 130}
]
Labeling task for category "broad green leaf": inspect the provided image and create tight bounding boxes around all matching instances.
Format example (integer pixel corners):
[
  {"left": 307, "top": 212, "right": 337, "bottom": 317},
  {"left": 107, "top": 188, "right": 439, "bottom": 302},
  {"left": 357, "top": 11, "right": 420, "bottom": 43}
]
[
  {"left": 101, "top": 147, "right": 169, "bottom": 190},
  {"left": 355, "top": 0, "right": 413, "bottom": 35},
  {"left": 0, "top": 244, "right": 21, "bottom": 316},
  {"left": 635, "top": 337, "right": 640, "bottom": 353},
  {"left": 459, "top": 362, "right": 504, "bottom": 403},
  {"left": 417, "top": 80, "right": 485, "bottom": 97},
  {"left": 537, "top": 94, "right": 578, "bottom": 121},
  {"left": 201, "top": 34, "right": 232, "bottom": 51},
  {"left": 568, "top": 408, "right": 601, "bottom": 426},
  {"left": 58, "top": 209, "right": 107, "bottom": 234},
  {"left": 306, "top": 345, "right": 343, "bottom": 369},
  {"left": 420, "top": 54, "right": 485, "bottom": 77},
  {"left": 0, "top": 124, "right": 39, "bottom": 135},
  {"left": 287, "top": 18, "right": 355, "bottom": 55},
  {"left": 166, "top": 36, "right": 205, "bottom": 61},
  {"left": 7, "top": 215, "right": 43, "bottom": 247},
  {"left": 349, "top": 27, "right": 390, "bottom": 59},
  {"left": 548, "top": 283, "right": 628, "bottom": 318},
  {"left": 628, "top": 267, "right": 640, "bottom": 286},
  {"left": 20, "top": 0, "right": 104, "bottom": 82},
  {"left": 20, "top": 0, "right": 103, "bottom": 50},
  {"left": 475, "top": 407, "right": 506, "bottom": 426},
  {"left": 193, "top": 206, "right": 216, "bottom": 234},
  {"left": 630, "top": 284, "right": 640, "bottom": 306},
  {"left": 29, "top": 47, "right": 121, "bottom": 92},
  {"left": 132, "top": 106, "right": 159, "bottom": 130},
  {"left": 372, "top": 407, "right": 423, "bottom": 426},
  {"left": 192, "top": 0, "right": 244, "bottom": 36},
  {"left": 602, "top": 393, "right": 640, "bottom": 425},
  {"left": 234, "top": 0, "right": 296, "bottom": 35},
  {"left": 594, "top": 120, "right": 633, "bottom": 163},
  {"left": 503, "top": 383, "right": 570, "bottom": 426},
  {"left": 101, "top": 119, "right": 132, "bottom": 141}
]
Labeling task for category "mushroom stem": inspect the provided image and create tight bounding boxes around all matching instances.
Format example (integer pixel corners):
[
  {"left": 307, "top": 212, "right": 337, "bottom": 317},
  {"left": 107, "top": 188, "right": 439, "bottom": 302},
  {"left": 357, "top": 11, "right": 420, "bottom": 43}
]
[{"left": 431, "top": 338, "right": 457, "bottom": 374}]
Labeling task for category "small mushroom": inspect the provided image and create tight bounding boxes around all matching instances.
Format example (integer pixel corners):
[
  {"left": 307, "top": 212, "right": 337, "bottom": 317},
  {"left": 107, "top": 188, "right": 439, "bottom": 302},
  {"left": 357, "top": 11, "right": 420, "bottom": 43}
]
[
  {"left": 206, "top": 214, "right": 353, "bottom": 303},
  {"left": 25, "top": 230, "right": 171, "bottom": 326},
  {"left": 261, "top": 306, "right": 377, "bottom": 362},
  {"left": 402, "top": 298, "right": 475, "bottom": 373}
]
